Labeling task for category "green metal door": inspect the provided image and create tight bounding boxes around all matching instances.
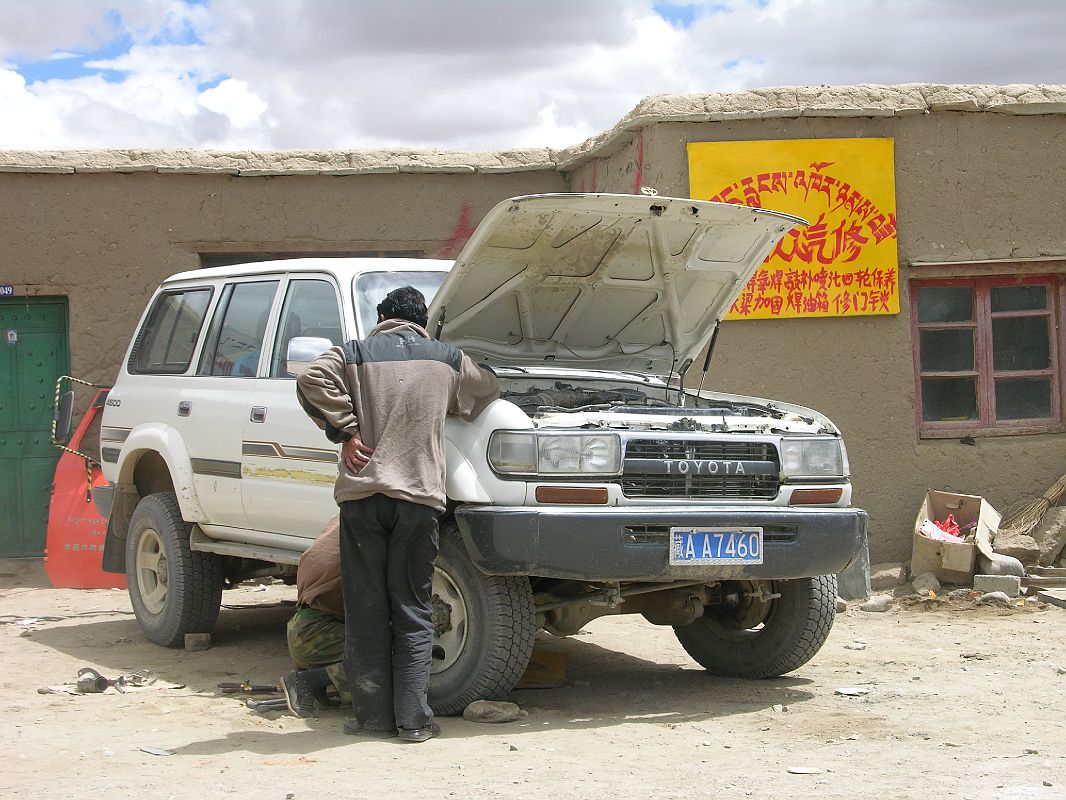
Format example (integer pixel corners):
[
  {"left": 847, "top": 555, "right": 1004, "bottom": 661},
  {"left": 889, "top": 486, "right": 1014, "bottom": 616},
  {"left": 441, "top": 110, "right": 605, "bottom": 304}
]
[{"left": 0, "top": 297, "right": 70, "bottom": 557}]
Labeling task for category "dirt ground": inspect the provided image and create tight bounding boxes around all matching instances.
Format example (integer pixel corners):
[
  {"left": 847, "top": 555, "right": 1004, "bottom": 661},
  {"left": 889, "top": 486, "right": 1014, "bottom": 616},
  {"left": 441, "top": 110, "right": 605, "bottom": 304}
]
[{"left": 2, "top": 575, "right": 1065, "bottom": 800}]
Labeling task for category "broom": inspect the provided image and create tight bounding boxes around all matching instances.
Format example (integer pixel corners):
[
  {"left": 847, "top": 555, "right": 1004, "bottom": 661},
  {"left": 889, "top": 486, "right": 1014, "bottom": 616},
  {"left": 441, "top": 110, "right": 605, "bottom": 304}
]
[{"left": 998, "top": 472, "right": 1066, "bottom": 538}]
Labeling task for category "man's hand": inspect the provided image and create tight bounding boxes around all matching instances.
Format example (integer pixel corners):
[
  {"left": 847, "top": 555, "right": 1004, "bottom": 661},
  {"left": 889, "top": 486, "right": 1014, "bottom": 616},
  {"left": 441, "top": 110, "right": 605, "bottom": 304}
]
[{"left": 342, "top": 435, "right": 375, "bottom": 473}]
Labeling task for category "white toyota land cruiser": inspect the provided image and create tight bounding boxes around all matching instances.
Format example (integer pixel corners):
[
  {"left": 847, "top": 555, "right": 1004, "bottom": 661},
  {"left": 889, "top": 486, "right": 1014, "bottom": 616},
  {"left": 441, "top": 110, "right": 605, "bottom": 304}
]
[{"left": 95, "top": 193, "right": 868, "bottom": 713}]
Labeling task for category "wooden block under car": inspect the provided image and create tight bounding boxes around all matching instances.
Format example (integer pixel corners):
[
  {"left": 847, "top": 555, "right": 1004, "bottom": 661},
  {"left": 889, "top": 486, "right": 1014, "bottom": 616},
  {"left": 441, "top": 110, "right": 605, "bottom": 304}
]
[{"left": 516, "top": 648, "right": 567, "bottom": 689}]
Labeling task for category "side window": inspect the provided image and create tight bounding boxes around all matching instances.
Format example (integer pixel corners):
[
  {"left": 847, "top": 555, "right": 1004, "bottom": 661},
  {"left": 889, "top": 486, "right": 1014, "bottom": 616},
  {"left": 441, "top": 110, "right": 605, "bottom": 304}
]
[
  {"left": 200, "top": 281, "right": 279, "bottom": 377},
  {"left": 130, "top": 288, "right": 212, "bottom": 374},
  {"left": 270, "top": 279, "right": 344, "bottom": 378}
]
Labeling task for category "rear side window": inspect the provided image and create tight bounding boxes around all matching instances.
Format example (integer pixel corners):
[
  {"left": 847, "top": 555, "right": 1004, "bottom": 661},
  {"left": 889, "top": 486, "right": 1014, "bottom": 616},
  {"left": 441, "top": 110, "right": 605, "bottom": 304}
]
[
  {"left": 200, "top": 281, "right": 280, "bottom": 377},
  {"left": 130, "top": 288, "right": 212, "bottom": 374}
]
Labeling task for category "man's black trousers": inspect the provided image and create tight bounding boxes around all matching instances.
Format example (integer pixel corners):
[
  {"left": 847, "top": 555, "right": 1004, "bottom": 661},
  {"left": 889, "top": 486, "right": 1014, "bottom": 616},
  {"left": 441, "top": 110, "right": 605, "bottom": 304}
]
[{"left": 338, "top": 494, "right": 439, "bottom": 731}]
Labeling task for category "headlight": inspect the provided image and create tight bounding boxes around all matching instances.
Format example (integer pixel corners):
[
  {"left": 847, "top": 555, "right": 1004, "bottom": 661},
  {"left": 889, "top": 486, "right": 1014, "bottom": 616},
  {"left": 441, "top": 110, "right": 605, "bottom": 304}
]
[
  {"left": 780, "top": 438, "right": 846, "bottom": 478},
  {"left": 488, "top": 431, "right": 621, "bottom": 476}
]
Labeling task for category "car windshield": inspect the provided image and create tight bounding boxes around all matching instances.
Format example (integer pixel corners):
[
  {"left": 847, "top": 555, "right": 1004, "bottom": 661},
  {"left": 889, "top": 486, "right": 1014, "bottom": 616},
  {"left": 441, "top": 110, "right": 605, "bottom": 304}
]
[{"left": 353, "top": 269, "right": 447, "bottom": 336}]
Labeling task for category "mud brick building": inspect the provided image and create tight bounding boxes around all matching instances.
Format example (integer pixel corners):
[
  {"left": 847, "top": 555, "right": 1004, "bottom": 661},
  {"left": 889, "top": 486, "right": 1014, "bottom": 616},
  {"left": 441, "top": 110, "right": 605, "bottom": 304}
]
[{"left": 2, "top": 83, "right": 1064, "bottom": 561}]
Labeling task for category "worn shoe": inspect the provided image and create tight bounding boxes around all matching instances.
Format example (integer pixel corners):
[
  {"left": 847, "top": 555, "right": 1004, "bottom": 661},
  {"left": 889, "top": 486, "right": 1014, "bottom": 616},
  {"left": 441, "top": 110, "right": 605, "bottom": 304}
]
[
  {"left": 343, "top": 719, "right": 398, "bottom": 738},
  {"left": 280, "top": 671, "right": 316, "bottom": 719},
  {"left": 397, "top": 721, "right": 441, "bottom": 743}
]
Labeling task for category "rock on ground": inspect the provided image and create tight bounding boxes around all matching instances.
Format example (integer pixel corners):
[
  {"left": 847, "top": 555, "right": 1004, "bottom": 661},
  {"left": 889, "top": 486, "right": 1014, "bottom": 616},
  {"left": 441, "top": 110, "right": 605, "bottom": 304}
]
[
  {"left": 992, "top": 532, "right": 1041, "bottom": 564},
  {"left": 975, "top": 591, "right": 1012, "bottom": 606},
  {"left": 1031, "top": 507, "right": 1066, "bottom": 566},
  {"left": 462, "top": 700, "right": 521, "bottom": 723},
  {"left": 911, "top": 572, "right": 941, "bottom": 595},
  {"left": 860, "top": 594, "right": 894, "bottom": 613},
  {"left": 869, "top": 563, "right": 907, "bottom": 591}
]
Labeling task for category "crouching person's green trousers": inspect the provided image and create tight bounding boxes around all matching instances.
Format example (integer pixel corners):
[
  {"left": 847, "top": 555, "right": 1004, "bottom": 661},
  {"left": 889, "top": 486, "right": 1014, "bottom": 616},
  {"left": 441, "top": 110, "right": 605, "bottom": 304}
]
[{"left": 286, "top": 606, "right": 349, "bottom": 703}]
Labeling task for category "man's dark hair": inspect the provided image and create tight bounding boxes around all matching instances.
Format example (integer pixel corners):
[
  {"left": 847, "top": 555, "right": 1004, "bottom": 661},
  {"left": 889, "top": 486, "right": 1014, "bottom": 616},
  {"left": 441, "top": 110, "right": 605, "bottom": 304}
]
[{"left": 377, "top": 286, "right": 429, "bottom": 328}]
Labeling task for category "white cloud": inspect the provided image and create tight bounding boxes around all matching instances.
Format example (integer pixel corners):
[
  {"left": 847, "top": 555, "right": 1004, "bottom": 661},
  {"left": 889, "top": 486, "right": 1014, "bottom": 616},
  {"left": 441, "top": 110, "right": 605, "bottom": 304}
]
[
  {"left": 198, "top": 78, "right": 268, "bottom": 129},
  {"left": 0, "top": 0, "right": 1064, "bottom": 151}
]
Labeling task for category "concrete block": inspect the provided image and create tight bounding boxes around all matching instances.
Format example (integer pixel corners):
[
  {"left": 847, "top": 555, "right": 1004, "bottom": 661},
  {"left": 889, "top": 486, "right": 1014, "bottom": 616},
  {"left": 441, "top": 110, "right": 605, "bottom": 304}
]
[
  {"left": 1037, "top": 589, "right": 1066, "bottom": 609},
  {"left": 184, "top": 633, "right": 212, "bottom": 652},
  {"left": 972, "top": 574, "right": 1021, "bottom": 598}
]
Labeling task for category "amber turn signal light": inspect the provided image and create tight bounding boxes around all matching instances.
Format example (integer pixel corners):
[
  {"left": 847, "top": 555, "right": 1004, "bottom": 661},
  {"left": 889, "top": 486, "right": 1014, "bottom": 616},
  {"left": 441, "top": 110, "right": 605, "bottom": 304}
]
[
  {"left": 790, "top": 488, "right": 843, "bottom": 505},
  {"left": 534, "top": 486, "right": 609, "bottom": 504}
]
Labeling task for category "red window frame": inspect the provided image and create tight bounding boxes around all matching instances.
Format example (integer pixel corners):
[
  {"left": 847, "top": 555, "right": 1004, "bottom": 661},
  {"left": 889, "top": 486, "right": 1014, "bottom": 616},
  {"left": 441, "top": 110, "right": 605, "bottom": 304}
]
[{"left": 911, "top": 274, "right": 1065, "bottom": 438}]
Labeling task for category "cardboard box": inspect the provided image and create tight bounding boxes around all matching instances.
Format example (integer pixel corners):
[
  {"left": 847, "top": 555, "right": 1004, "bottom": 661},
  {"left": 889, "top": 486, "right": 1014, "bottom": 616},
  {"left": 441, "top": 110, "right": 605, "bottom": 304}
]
[{"left": 912, "top": 490, "right": 1000, "bottom": 585}]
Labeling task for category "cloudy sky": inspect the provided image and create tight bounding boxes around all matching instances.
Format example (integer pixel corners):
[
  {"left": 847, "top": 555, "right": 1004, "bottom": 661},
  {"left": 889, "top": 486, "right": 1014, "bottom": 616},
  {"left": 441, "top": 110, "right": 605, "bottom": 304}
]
[{"left": 1, "top": 0, "right": 1064, "bottom": 152}]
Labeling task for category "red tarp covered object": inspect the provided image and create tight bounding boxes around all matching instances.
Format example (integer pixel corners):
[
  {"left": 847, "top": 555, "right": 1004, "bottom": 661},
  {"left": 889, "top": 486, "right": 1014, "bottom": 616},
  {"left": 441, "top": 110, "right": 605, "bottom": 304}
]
[{"left": 45, "top": 389, "right": 126, "bottom": 589}]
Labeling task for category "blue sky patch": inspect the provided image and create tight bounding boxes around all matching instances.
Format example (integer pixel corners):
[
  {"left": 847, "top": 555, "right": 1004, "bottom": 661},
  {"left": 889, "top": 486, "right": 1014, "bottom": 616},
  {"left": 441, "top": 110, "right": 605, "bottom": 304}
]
[
  {"left": 653, "top": 2, "right": 697, "bottom": 28},
  {"left": 16, "top": 33, "right": 134, "bottom": 85},
  {"left": 13, "top": 5, "right": 206, "bottom": 86},
  {"left": 197, "top": 76, "right": 226, "bottom": 93}
]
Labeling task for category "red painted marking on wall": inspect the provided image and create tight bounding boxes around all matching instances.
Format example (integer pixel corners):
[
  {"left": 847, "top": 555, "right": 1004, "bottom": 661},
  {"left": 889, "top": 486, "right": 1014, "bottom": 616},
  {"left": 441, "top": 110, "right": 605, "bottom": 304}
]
[
  {"left": 435, "top": 202, "right": 477, "bottom": 259},
  {"left": 633, "top": 128, "right": 645, "bottom": 194}
]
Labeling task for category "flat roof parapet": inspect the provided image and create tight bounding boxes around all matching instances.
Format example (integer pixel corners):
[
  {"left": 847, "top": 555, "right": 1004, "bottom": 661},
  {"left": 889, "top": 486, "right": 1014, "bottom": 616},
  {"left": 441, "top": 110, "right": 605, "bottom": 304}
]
[
  {"left": 0, "top": 147, "right": 555, "bottom": 176},
  {"left": 550, "top": 83, "right": 1066, "bottom": 167},
  {"left": 0, "top": 84, "right": 1062, "bottom": 176}
]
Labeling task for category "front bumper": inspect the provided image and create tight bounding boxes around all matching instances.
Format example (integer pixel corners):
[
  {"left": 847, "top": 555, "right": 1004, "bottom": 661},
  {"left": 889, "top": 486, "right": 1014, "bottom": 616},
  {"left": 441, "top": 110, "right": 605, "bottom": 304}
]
[{"left": 455, "top": 505, "right": 868, "bottom": 582}]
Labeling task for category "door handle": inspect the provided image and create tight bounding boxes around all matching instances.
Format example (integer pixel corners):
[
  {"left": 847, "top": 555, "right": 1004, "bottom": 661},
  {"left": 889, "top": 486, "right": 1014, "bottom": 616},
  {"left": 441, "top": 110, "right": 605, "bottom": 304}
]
[
  {"left": 177, "top": 401, "right": 191, "bottom": 417},
  {"left": 250, "top": 406, "right": 267, "bottom": 423}
]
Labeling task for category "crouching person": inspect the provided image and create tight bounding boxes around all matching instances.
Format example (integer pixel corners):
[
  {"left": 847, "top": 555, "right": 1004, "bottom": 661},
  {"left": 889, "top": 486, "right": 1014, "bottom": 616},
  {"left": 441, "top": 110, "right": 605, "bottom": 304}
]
[{"left": 282, "top": 516, "right": 348, "bottom": 717}]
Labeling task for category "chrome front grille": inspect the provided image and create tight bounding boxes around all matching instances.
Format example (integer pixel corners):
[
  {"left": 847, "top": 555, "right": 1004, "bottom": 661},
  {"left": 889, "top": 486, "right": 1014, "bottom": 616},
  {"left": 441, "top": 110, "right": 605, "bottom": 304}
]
[{"left": 616, "top": 439, "right": 780, "bottom": 500}]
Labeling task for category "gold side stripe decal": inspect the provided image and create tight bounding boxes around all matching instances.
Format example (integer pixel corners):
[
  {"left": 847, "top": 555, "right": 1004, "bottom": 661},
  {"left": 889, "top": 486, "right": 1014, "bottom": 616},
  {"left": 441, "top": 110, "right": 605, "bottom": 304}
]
[{"left": 242, "top": 441, "right": 338, "bottom": 463}]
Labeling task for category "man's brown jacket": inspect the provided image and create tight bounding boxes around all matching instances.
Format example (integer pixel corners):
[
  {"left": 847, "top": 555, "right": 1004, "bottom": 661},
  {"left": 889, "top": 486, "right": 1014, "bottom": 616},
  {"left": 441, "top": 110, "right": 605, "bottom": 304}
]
[{"left": 296, "top": 319, "right": 499, "bottom": 512}]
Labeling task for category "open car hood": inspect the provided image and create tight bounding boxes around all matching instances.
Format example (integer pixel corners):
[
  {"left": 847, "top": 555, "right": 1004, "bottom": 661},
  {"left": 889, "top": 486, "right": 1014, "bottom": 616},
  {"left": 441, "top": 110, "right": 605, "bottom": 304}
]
[{"left": 427, "top": 193, "right": 805, "bottom": 374}]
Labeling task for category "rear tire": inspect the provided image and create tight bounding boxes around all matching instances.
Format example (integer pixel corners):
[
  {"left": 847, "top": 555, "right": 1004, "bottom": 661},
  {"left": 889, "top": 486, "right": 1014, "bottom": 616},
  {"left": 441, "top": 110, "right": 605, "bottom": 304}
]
[
  {"left": 428, "top": 521, "right": 535, "bottom": 715},
  {"left": 126, "top": 492, "right": 224, "bottom": 647},
  {"left": 674, "top": 576, "right": 837, "bottom": 678}
]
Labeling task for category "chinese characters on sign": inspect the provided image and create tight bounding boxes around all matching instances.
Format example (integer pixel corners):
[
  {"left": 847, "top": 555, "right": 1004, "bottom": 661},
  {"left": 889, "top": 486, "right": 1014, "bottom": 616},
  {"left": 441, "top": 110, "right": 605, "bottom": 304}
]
[{"left": 688, "top": 139, "right": 899, "bottom": 319}]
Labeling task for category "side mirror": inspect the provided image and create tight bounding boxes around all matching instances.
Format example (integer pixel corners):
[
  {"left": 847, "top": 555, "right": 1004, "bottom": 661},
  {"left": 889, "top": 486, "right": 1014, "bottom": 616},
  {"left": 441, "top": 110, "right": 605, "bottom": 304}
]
[
  {"left": 53, "top": 390, "right": 75, "bottom": 445},
  {"left": 286, "top": 336, "right": 334, "bottom": 377}
]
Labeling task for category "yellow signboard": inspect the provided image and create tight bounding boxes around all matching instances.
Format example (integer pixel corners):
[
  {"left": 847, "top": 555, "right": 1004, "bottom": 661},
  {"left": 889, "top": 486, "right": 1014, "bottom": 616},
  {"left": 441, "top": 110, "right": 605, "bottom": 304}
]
[{"left": 688, "top": 138, "right": 899, "bottom": 319}]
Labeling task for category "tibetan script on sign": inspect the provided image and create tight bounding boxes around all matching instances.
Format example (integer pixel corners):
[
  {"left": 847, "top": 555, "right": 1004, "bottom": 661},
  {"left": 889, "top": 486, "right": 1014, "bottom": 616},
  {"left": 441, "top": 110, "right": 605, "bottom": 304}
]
[{"left": 688, "top": 138, "right": 899, "bottom": 319}]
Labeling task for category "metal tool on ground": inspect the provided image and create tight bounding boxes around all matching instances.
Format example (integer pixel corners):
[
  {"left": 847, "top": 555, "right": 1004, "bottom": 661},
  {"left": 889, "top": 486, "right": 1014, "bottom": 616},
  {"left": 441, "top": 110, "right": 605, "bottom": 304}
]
[
  {"left": 246, "top": 697, "right": 288, "bottom": 712},
  {"left": 76, "top": 667, "right": 156, "bottom": 693},
  {"left": 218, "top": 681, "right": 280, "bottom": 694}
]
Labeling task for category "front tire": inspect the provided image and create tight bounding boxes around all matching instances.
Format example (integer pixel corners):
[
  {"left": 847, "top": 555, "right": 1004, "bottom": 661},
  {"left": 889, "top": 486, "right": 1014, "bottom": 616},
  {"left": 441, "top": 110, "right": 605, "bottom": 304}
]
[
  {"left": 428, "top": 521, "right": 535, "bottom": 715},
  {"left": 674, "top": 576, "right": 837, "bottom": 678},
  {"left": 126, "top": 492, "right": 224, "bottom": 647}
]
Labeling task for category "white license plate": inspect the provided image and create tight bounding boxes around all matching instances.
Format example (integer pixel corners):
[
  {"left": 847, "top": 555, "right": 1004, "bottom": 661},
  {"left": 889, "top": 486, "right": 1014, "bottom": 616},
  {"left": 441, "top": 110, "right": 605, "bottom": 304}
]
[{"left": 669, "top": 527, "right": 763, "bottom": 565}]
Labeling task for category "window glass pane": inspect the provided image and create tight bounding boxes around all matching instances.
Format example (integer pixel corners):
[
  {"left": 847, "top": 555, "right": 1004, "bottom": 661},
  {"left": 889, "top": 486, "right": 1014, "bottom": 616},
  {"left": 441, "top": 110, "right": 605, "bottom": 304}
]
[
  {"left": 131, "top": 289, "right": 212, "bottom": 374},
  {"left": 270, "top": 280, "right": 344, "bottom": 378},
  {"left": 354, "top": 270, "right": 446, "bottom": 336},
  {"left": 991, "top": 285, "right": 1047, "bottom": 312},
  {"left": 995, "top": 377, "right": 1053, "bottom": 420},
  {"left": 992, "top": 317, "right": 1050, "bottom": 371},
  {"left": 919, "top": 329, "right": 974, "bottom": 372},
  {"left": 917, "top": 286, "right": 972, "bottom": 323},
  {"left": 921, "top": 377, "right": 978, "bottom": 422},
  {"left": 207, "top": 281, "right": 279, "bottom": 377}
]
